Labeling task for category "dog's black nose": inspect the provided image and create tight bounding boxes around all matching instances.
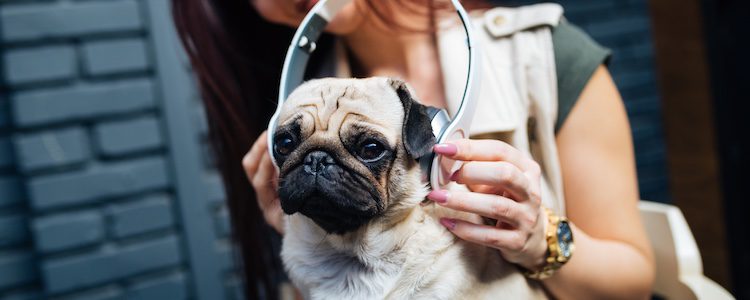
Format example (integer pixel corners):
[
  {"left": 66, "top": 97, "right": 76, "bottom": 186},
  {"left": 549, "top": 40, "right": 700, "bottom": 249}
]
[{"left": 303, "top": 151, "right": 335, "bottom": 175}]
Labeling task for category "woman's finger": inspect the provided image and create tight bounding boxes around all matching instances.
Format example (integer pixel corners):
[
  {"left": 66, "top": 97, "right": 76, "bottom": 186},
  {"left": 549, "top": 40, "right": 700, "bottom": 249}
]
[
  {"left": 428, "top": 189, "right": 527, "bottom": 227},
  {"left": 434, "top": 139, "right": 536, "bottom": 172},
  {"left": 242, "top": 131, "right": 269, "bottom": 180},
  {"left": 264, "top": 199, "right": 285, "bottom": 235},
  {"left": 440, "top": 218, "right": 526, "bottom": 252},
  {"left": 253, "top": 150, "right": 285, "bottom": 234},
  {"left": 466, "top": 184, "right": 504, "bottom": 195},
  {"left": 451, "top": 161, "right": 531, "bottom": 201},
  {"left": 250, "top": 153, "right": 281, "bottom": 212},
  {"left": 253, "top": 150, "right": 277, "bottom": 189}
]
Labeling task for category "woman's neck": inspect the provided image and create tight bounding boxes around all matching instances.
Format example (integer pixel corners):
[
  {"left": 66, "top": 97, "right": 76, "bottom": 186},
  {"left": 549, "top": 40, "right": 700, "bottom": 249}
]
[{"left": 341, "top": 14, "right": 447, "bottom": 108}]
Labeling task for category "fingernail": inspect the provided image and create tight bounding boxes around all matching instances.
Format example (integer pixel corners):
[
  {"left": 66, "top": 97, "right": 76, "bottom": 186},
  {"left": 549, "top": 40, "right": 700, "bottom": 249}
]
[
  {"left": 433, "top": 143, "right": 458, "bottom": 156},
  {"left": 450, "top": 169, "right": 461, "bottom": 181},
  {"left": 427, "top": 190, "right": 449, "bottom": 204},
  {"left": 440, "top": 218, "right": 456, "bottom": 230}
]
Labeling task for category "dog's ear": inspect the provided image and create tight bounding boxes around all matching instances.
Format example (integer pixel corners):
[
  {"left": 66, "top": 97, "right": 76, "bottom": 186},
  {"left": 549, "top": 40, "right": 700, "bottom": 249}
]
[{"left": 389, "top": 78, "right": 437, "bottom": 160}]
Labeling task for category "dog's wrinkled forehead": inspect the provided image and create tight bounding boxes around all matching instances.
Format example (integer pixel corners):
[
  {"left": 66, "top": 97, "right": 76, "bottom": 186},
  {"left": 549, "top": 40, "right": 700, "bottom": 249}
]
[{"left": 276, "top": 77, "right": 405, "bottom": 141}]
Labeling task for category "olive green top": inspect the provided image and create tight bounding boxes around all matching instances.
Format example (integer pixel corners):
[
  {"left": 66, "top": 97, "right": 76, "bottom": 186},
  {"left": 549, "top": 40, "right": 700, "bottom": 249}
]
[{"left": 552, "top": 22, "right": 612, "bottom": 132}]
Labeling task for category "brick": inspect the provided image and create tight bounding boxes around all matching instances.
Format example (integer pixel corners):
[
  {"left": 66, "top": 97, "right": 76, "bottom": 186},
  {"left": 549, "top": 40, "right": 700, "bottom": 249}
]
[
  {"left": 126, "top": 274, "right": 186, "bottom": 300},
  {"left": 43, "top": 236, "right": 182, "bottom": 293},
  {"left": 0, "top": 99, "right": 10, "bottom": 130},
  {"left": 12, "top": 79, "right": 155, "bottom": 127},
  {"left": 0, "top": 136, "right": 14, "bottom": 169},
  {"left": 608, "top": 58, "right": 654, "bottom": 78},
  {"left": 3, "top": 46, "right": 76, "bottom": 85},
  {"left": 635, "top": 145, "right": 667, "bottom": 167},
  {"left": 194, "top": 107, "right": 209, "bottom": 136},
  {"left": 215, "top": 244, "right": 235, "bottom": 272},
  {"left": 619, "top": 84, "right": 657, "bottom": 103},
  {"left": 110, "top": 195, "right": 173, "bottom": 238},
  {"left": 562, "top": 1, "right": 616, "bottom": 16},
  {"left": 1, "top": 1, "right": 143, "bottom": 42},
  {"left": 616, "top": 42, "right": 655, "bottom": 62},
  {"left": 94, "top": 116, "right": 162, "bottom": 157},
  {"left": 83, "top": 38, "right": 149, "bottom": 76},
  {"left": 200, "top": 143, "right": 216, "bottom": 170},
  {"left": 0, "top": 252, "right": 36, "bottom": 290},
  {"left": 226, "top": 277, "right": 245, "bottom": 300},
  {"left": 14, "top": 127, "right": 90, "bottom": 173},
  {"left": 28, "top": 156, "right": 170, "bottom": 211},
  {"left": 0, "top": 290, "right": 43, "bottom": 300},
  {"left": 584, "top": 15, "right": 651, "bottom": 40},
  {"left": 624, "top": 96, "right": 660, "bottom": 115},
  {"left": 205, "top": 173, "right": 225, "bottom": 202},
  {"left": 62, "top": 287, "right": 121, "bottom": 300},
  {"left": 33, "top": 211, "right": 103, "bottom": 253},
  {"left": 0, "top": 176, "right": 22, "bottom": 209},
  {"left": 614, "top": 70, "right": 655, "bottom": 91},
  {"left": 0, "top": 214, "right": 27, "bottom": 248},
  {"left": 215, "top": 207, "right": 232, "bottom": 238}
]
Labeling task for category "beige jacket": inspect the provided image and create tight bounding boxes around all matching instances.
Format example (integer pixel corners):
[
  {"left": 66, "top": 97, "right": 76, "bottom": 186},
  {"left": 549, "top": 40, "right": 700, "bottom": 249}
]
[
  {"left": 438, "top": 3, "right": 566, "bottom": 215},
  {"left": 333, "top": 3, "right": 567, "bottom": 215}
]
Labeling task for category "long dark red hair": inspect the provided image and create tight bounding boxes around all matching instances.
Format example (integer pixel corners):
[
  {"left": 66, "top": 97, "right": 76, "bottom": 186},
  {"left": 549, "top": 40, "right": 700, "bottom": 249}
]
[
  {"left": 172, "top": 1, "right": 293, "bottom": 298},
  {"left": 171, "top": 1, "right": 487, "bottom": 299}
]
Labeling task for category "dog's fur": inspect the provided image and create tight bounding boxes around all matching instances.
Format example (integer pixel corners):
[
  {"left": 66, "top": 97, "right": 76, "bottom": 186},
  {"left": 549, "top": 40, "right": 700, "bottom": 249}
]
[{"left": 272, "top": 77, "right": 545, "bottom": 299}]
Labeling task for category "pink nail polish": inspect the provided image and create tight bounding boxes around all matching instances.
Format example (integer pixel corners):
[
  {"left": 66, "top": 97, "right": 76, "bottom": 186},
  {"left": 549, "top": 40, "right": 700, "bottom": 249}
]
[
  {"left": 440, "top": 218, "right": 456, "bottom": 230},
  {"left": 433, "top": 143, "right": 458, "bottom": 156},
  {"left": 450, "top": 169, "right": 461, "bottom": 181},
  {"left": 427, "top": 190, "right": 449, "bottom": 204}
]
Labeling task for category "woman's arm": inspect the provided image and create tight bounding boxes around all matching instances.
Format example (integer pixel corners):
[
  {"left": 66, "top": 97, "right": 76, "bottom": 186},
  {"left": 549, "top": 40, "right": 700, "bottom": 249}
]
[
  {"left": 544, "top": 65, "right": 655, "bottom": 299},
  {"left": 429, "top": 65, "right": 654, "bottom": 299}
]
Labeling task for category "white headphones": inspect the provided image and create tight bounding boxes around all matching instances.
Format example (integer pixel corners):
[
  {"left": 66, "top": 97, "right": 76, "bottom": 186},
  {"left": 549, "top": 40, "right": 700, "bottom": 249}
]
[{"left": 268, "top": 0, "right": 482, "bottom": 189}]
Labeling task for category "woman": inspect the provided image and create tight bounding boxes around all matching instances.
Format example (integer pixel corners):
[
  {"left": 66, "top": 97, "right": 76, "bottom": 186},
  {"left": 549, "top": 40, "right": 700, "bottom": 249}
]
[{"left": 172, "top": 0, "right": 656, "bottom": 299}]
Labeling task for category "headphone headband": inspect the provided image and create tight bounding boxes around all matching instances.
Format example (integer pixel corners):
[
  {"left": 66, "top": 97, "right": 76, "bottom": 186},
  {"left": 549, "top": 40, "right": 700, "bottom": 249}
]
[{"left": 268, "top": 0, "right": 482, "bottom": 188}]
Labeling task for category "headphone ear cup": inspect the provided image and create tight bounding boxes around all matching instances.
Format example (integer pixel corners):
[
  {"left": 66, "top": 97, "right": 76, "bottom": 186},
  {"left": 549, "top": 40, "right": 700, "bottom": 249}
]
[
  {"left": 424, "top": 106, "right": 443, "bottom": 121},
  {"left": 422, "top": 108, "right": 452, "bottom": 186}
]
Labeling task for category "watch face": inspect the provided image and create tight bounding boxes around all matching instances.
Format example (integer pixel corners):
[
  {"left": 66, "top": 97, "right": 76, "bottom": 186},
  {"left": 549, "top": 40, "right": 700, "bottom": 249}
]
[{"left": 557, "top": 220, "right": 574, "bottom": 258}]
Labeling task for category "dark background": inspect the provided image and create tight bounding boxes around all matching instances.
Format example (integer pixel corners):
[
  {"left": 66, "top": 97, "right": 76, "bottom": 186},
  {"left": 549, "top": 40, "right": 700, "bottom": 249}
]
[{"left": 702, "top": 0, "right": 750, "bottom": 299}]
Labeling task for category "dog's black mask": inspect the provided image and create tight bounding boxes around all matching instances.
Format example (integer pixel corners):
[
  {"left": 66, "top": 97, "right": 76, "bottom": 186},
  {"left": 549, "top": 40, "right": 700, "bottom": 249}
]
[
  {"left": 277, "top": 148, "right": 387, "bottom": 234},
  {"left": 273, "top": 79, "right": 436, "bottom": 234}
]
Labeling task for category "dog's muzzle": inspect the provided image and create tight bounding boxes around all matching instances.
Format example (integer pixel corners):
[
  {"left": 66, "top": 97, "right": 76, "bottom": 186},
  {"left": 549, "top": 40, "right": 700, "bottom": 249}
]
[{"left": 278, "top": 149, "right": 384, "bottom": 234}]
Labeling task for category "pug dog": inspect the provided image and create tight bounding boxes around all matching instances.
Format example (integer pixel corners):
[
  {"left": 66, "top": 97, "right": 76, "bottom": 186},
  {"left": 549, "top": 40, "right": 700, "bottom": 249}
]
[{"left": 272, "top": 77, "right": 545, "bottom": 299}]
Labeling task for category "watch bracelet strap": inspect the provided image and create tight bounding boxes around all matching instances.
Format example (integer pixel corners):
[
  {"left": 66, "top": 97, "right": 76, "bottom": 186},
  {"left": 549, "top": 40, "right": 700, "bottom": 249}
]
[
  {"left": 523, "top": 206, "right": 566, "bottom": 280},
  {"left": 523, "top": 257, "right": 564, "bottom": 279}
]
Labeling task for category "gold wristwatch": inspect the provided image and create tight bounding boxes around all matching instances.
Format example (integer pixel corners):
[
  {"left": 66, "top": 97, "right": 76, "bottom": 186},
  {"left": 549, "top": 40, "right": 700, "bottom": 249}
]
[{"left": 524, "top": 206, "right": 574, "bottom": 280}]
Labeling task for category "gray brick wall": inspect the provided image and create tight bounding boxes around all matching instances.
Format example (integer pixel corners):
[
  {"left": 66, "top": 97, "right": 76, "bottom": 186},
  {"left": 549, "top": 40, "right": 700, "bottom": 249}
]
[
  {"left": 507, "top": 0, "right": 670, "bottom": 202},
  {"left": 0, "top": 5, "right": 40, "bottom": 294},
  {"left": 0, "top": 0, "right": 240, "bottom": 299}
]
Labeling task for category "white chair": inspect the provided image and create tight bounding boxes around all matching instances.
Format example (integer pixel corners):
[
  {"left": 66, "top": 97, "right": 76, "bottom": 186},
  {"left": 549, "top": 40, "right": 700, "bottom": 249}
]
[{"left": 639, "top": 201, "right": 735, "bottom": 299}]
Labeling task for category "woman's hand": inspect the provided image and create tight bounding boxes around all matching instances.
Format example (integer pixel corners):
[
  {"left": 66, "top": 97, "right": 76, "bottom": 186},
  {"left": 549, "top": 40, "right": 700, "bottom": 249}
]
[
  {"left": 243, "top": 131, "right": 285, "bottom": 234},
  {"left": 427, "top": 139, "right": 549, "bottom": 270}
]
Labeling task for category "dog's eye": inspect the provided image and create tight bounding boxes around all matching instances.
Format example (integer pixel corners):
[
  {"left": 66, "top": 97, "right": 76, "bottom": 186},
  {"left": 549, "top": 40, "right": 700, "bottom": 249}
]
[
  {"left": 357, "top": 139, "right": 386, "bottom": 162},
  {"left": 274, "top": 133, "right": 297, "bottom": 156}
]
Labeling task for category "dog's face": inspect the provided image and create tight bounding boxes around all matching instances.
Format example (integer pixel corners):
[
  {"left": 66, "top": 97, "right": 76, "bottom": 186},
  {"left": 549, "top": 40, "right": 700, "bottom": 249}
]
[{"left": 272, "top": 77, "right": 436, "bottom": 234}]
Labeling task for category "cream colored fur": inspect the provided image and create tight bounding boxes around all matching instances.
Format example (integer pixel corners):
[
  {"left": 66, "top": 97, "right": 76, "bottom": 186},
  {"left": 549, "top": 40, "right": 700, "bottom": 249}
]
[{"left": 277, "top": 78, "right": 546, "bottom": 299}]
